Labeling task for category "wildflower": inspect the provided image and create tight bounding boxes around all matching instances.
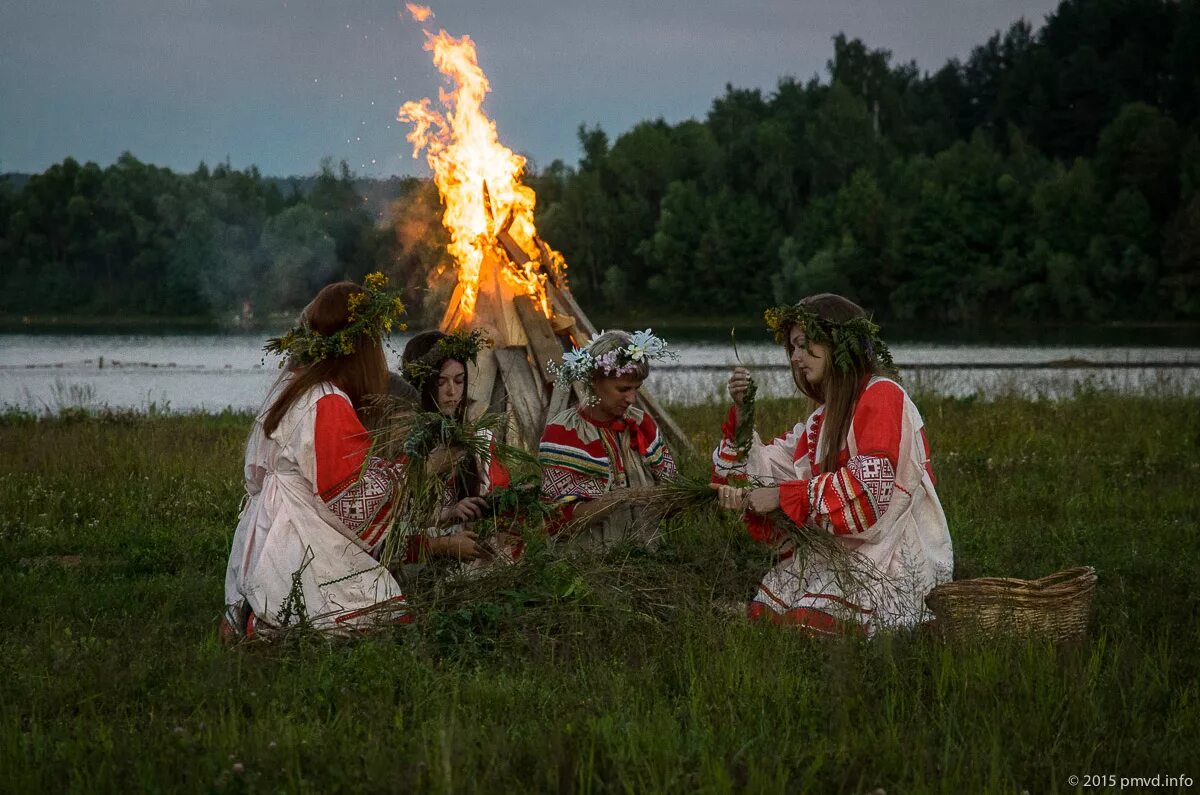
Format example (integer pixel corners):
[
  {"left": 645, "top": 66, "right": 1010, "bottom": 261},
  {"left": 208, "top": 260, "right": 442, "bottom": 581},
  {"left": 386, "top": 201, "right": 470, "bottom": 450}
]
[{"left": 347, "top": 292, "right": 368, "bottom": 320}]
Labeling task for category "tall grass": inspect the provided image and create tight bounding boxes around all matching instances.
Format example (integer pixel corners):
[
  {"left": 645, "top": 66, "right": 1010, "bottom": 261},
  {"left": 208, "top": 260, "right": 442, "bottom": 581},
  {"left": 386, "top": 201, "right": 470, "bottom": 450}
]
[{"left": 0, "top": 393, "right": 1197, "bottom": 793}]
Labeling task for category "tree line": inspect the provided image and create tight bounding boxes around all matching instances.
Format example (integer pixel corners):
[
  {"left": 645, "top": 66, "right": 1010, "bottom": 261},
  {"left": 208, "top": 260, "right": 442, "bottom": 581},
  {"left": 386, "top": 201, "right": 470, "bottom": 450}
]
[
  {"left": 2, "top": 0, "right": 1198, "bottom": 324},
  {"left": 530, "top": 0, "right": 1200, "bottom": 322},
  {"left": 0, "top": 155, "right": 421, "bottom": 321}
]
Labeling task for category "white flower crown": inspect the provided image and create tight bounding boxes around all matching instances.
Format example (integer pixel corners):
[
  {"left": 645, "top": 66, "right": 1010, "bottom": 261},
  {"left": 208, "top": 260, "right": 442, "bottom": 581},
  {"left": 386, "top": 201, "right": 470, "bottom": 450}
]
[{"left": 549, "top": 329, "right": 677, "bottom": 386}]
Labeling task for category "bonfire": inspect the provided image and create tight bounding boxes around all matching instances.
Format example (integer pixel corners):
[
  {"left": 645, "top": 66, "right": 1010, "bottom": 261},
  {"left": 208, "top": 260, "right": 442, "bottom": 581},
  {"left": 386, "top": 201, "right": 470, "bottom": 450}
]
[{"left": 397, "top": 7, "right": 690, "bottom": 454}]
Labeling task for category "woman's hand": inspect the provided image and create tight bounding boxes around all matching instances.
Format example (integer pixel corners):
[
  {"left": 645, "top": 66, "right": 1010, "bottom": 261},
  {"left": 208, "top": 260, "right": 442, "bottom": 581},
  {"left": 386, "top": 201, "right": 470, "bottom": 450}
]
[
  {"left": 431, "top": 531, "right": 489, "bottom": 561},
  {"left": 728, "top": 367, "right": 752, "bottom": 407},
  {"left": 746, "top": 487, "right": 780, "bottom": 514},
  {"left": 713, "top": 483, "right": 749, "bottom": 512},
  {"left": 438, "top": 496, "right": 489, "bottom": 526},
  {"left": 711, "top": 484, "right": 780, "bottom": 515}
]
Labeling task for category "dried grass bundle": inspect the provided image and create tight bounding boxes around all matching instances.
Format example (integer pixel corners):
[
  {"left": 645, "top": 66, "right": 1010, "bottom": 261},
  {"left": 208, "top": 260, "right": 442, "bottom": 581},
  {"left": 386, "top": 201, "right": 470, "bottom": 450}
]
[{"left": 554, "top": 476, "right": 719, "bottom": 540}]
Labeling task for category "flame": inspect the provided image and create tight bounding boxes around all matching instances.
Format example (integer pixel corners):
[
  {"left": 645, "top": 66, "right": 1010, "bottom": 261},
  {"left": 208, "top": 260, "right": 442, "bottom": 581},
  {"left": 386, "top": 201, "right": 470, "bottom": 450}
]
[
  {"left": 404, "top": 4, "right": 433, "bottom": 22},
  {"left": 398, "top": 25, "right": 561, "bottom": 320}
]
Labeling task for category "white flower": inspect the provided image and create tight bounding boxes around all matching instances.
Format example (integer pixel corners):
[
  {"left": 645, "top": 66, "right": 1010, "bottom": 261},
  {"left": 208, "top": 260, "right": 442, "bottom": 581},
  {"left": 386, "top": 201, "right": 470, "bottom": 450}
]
[
  {"left": 629, "top": 329, "right": 670, "bottom": 360},
  {"left": 555, "top": 348, "right": 595, "bottom": 384}
]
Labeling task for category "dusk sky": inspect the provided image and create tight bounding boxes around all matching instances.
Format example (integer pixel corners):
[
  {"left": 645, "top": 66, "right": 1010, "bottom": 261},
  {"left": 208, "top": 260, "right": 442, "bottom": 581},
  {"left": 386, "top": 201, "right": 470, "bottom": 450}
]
[{"left": 2, "top": 0, "right": 1062, "bottom": 179}]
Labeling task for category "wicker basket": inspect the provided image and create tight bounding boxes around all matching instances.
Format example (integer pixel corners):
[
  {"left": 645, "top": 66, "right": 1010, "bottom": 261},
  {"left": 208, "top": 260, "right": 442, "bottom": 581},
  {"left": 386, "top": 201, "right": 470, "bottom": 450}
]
[{"left": 925, "top": 566, "right": 1097, "bottom": 644}]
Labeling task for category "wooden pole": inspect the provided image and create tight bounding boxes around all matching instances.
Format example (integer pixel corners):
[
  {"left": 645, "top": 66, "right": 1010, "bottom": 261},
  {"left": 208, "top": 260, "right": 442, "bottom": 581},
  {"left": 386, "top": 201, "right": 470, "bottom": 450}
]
[
  {"left": 494, "top": 346, "right": 545, "bottom": 450},
  {"left": 467, "top": 346, "right": 498, "bottom": 423},
  {"left": 513, "top": 295, "right": 564, "bottom": 385}
]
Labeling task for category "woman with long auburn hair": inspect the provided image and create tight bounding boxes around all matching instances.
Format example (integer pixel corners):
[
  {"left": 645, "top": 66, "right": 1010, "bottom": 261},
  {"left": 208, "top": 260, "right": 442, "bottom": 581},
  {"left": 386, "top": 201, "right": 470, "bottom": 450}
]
[
  {"left": 222, "top": 274, "right": 410, "bottom": 639},
  {"left": 712, "top": 294, "right": 953, "bottom": 635}
]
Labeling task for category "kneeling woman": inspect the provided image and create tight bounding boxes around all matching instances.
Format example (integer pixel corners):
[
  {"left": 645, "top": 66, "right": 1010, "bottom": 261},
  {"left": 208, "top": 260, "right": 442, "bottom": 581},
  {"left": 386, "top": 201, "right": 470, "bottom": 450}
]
[
  {"left": 713, "top": 295, "right": 953, "bottom": 634},
  {"left": 539, "top": 330, "right": 678, "bottom": 548},
  {"left": 223, "top": 275, "right": 410, "bottom": 638},
  {"left": 399, "top": 330, "right": 515, "bottom": 565}
]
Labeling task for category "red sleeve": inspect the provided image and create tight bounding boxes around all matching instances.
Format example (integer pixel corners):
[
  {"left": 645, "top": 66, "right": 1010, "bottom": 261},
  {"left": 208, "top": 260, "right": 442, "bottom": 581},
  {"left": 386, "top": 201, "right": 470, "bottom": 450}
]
[
  {"left": 771, "top": 382, "right": 907, "bottom": 537},
  {"left": 711, "top": 405, "right": 740, "bottom": 485},
  {"left": 779, "top": 480, "right": 813, "bottom": 527},
  {"left": 850, "top": 380, "right": 905, "bottom": 465},
  {"left": 743, "top": 513, "right": 782, "bottom": 545},
  {"left": 405, "top": 534, "right": 431, "bottom": 563},
  {"left": 315, "top": 394, "right": 371, "bottom": 500},
  {"left": 487, "top": 438, "right": 511, "bottom": 491}
]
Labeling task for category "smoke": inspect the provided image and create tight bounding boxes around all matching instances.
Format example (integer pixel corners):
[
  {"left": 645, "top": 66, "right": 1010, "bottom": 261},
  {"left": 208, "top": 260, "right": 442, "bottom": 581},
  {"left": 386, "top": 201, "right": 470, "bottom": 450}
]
[{"left": 388, "top": 179, "right": 453, "bottom": 325}]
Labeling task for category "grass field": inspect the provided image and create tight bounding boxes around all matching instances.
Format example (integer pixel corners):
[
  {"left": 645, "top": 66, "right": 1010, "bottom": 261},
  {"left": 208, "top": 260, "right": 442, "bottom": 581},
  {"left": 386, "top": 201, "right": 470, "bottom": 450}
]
[{"left": 1, "top": 391, "right": 1197, "bottom": 793}]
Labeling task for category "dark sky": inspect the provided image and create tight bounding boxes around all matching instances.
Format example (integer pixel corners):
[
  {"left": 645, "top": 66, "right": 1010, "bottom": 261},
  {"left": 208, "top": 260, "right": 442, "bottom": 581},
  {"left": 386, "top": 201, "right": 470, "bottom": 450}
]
[{"left": 1, "top": 0, "right": 1061, "bottom": 178}]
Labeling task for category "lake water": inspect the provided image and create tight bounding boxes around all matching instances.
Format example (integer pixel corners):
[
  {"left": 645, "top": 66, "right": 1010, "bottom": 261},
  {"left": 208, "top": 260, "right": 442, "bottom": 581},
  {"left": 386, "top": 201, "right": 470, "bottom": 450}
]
[{"left": 2, "top": 332, "right": 1199, "bottom": 413}]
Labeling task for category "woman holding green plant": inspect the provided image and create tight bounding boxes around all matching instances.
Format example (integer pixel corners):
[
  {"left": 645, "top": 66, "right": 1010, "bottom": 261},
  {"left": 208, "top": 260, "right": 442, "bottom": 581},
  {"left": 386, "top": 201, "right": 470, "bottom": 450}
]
[
  {"left": 397, "top": 329, "right": 518, "bottom": 566},
  {"left": 221, "top": 274, "right": 410, "bottom": 640},
  {"left": 712, "top": 294, "right": 953, "bottom": 635}
]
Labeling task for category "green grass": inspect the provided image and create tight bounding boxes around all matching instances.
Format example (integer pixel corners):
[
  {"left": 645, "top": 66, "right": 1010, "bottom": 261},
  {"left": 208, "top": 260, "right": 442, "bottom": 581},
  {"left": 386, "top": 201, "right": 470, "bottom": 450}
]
[{"left": 1, "top": 393, "right": 1198, "bottom": 793}]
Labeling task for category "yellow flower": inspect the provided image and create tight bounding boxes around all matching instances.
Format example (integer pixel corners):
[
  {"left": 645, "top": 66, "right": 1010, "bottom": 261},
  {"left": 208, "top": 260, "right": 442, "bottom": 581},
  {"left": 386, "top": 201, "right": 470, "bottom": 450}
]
[
  {"left": 364, "top": 272, "right": 387, "bottom": 290},
  {"left": 347, "top": 292, "right": 368, "bottom": 320},
  {"left": 339, "top": 336, "right": 355, "bottom": 355}
]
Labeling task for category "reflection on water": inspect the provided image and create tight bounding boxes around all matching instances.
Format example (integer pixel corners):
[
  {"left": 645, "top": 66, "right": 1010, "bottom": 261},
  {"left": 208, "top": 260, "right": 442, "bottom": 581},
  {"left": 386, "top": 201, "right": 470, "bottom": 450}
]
[{"left": 2, "top": 333, "right": 1199, "bottom": 413}]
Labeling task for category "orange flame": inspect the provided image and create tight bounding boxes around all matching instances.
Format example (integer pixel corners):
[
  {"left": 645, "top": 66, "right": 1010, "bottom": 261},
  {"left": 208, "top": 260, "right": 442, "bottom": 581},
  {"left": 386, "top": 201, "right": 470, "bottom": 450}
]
[
  {"left": 404, "top": 4, "right": 433, "bottom": 22},
  {"left": 398, "top": 25, "right": 560, "bottom": 320}
]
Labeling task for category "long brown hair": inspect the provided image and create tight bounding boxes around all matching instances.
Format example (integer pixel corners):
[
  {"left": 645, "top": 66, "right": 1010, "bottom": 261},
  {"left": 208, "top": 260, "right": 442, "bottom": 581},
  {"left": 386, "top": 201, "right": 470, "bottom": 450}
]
[
  {"left": 786, "top": 293, "right": 890, "bottom": 474},
  {"left": 263, "top": 281, "right": 389, "bottom": 437},
  {"left": 401, "top": 329, "right": 482, "bottom": 499}
]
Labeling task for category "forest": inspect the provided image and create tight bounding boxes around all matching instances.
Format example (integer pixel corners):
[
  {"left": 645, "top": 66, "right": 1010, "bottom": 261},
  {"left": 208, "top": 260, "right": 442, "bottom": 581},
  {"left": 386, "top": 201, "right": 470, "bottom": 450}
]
[{"left": 2, "top": 0, "right": 1198, "bottom": 324}]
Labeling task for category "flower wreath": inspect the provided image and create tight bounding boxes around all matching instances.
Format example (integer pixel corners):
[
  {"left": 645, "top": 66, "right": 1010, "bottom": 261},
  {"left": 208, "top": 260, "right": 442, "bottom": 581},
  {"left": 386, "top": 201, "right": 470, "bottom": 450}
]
[
  {"left": 264, "top": 272, "right": 407, "bottom": 367},
  {"left": 401, "top": 328, "right": 494, "bottom": 388},
  {"left": 550, "top": 329, "right": 677, "bottom": 386},
  {"left": 764, "top": 302, "right": 896, "bottom": 374}
]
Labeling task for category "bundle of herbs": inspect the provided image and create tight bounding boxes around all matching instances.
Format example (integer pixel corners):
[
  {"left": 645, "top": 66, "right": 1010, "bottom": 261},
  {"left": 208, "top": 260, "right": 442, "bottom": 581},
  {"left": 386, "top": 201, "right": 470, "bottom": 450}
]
[{"left": 365, "top": 397, "right": 535, "bottom": 569}]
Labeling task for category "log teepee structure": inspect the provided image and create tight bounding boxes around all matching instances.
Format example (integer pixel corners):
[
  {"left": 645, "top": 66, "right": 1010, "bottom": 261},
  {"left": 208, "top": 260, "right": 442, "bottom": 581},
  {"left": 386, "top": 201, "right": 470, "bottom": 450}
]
[{"left": 438, "top": 218, "right": 692, "bottom": 456}]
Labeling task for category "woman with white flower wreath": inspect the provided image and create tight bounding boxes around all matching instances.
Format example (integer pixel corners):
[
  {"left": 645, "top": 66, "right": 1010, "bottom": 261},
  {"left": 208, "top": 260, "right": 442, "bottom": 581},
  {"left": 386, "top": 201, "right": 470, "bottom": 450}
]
[{"left": 538, "top": 329, "right": 679, "bottom": 549}]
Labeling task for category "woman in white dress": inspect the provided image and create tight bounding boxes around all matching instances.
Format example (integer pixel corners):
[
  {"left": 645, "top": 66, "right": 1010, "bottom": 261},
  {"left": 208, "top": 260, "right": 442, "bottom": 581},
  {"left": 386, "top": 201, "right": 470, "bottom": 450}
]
[
  {"left": 221, "top": 273, "right": 409, "bottom": 639},
  {"left": 712, "top": 294, "right": 953, "bottom": 635}
]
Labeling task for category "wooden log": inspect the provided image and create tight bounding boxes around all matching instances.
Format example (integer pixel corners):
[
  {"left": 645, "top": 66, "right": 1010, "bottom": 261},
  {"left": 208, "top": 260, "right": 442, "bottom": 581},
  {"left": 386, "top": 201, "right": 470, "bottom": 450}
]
[
  {"left": 466, "top": 345, "right": 498, "bottom": 423},
  {"left": 487, "top": 250, "right": 528, "bottom": 348},
  {"left": 556, "top": 285, "right": 599, "bottom": 338},
  {"left": 487, "top": 374, "right": 510, "bottom": 445},
  {"left": 545, "top": 283, "right": 589, "bottom": 348},
  {"left": 439, "top": 281, "right": 466, "bottom": 332},
  {"left": 494, "top": 346, "right": 545, "bottom": 452},
  {"left": 637, "top": 389, "right": 694, "bottom": 456},
  {"left": 497, "top": 228, "right": 531, "bottom": 267},
  {"left": 533, "top": 236, "right": 565, "bottom": 288},
  {"left": 512, "top": 295, "right": 563, "bottom": 385}
]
